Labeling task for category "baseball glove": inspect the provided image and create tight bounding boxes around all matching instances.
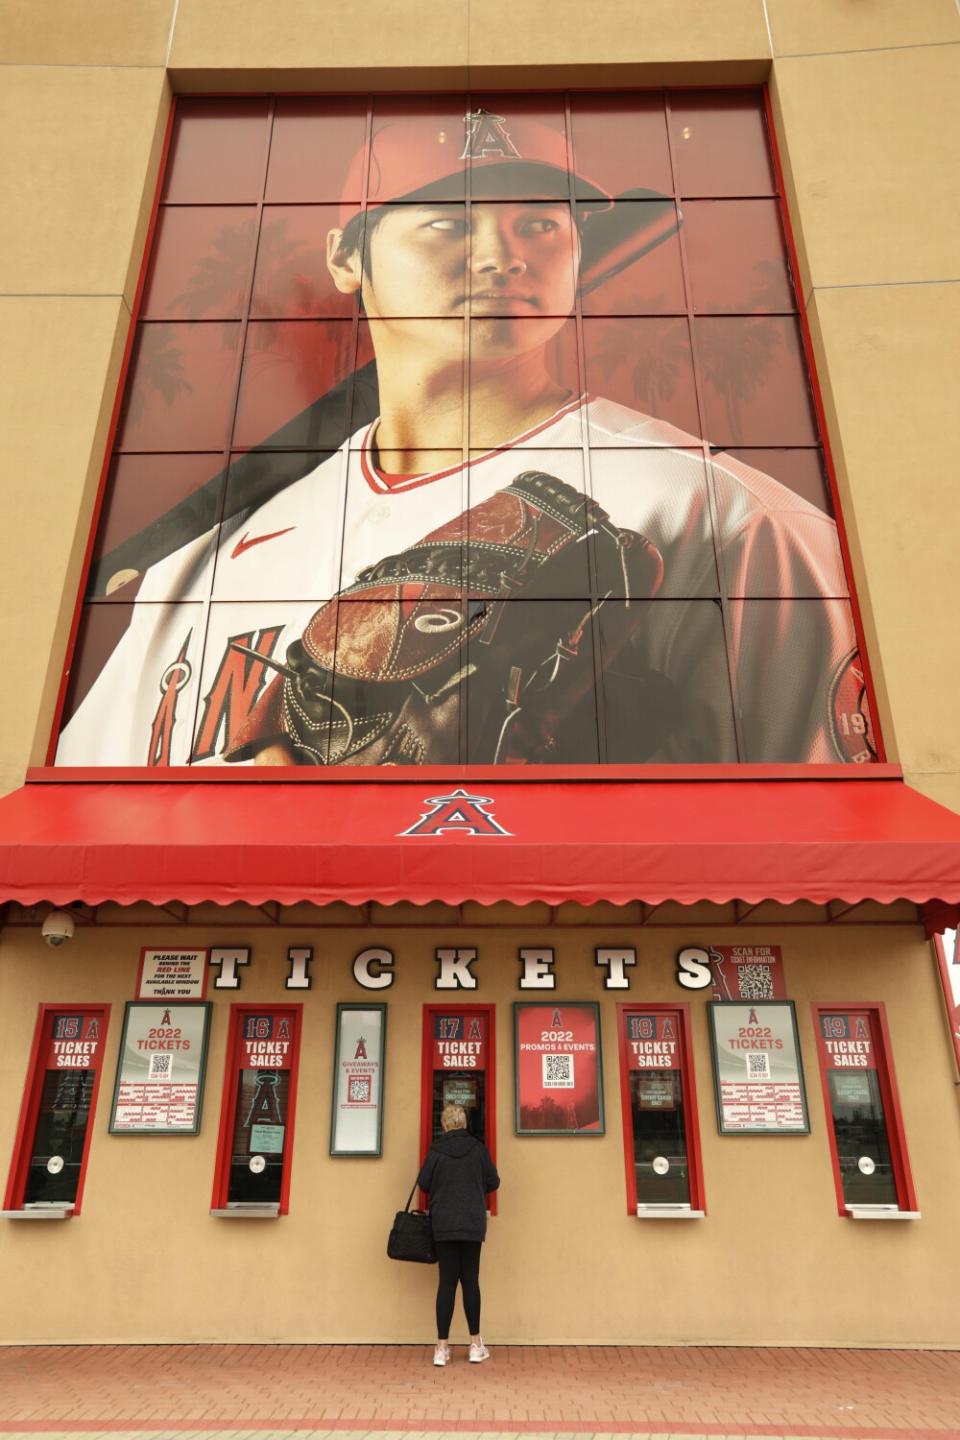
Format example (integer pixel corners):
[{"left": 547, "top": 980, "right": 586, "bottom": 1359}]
[{"left": 225, "top": 471, "right": 664, "bottom": 766}]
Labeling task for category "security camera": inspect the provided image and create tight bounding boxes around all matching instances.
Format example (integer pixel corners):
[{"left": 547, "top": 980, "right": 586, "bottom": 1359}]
[{"left": 41, "top": 911, "right": 75, "bottom": 948}]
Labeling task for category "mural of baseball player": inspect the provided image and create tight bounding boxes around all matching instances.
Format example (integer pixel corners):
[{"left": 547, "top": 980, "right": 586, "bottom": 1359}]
[{"left": 56, "top": 95, "right": 876, "bottom": 767}]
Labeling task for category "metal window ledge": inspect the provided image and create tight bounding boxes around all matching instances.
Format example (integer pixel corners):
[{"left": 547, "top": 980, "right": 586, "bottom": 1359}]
[
  {"left": 636, "top": 1203, "right": 704, "bottom": 1219},
  {"left": 845, "top": 1204, "right": 921, "bottom": 1220},
  {"left": 210, "top": 1203, "right": 280, "bottom": 1218},
  {"left": 1, "top": 1203, "right": 74, "bottom": 1220}
]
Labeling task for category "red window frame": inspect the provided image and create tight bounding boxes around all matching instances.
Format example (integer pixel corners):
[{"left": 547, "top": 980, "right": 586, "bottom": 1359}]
[
  {"left": 615, "top": 1002, "right": 705, "bottom": 1216},
  {"left": 211, "top": 1002, "right": 304, "bottom": 1215},
  {"left": 3, "top": 1003, "right": 111, "bottom": 1215},
  {"left": 932, "top": 933, "right": 960, "bottom": 1076},
  {"left": 44, "top": 86, "right": 887, "bottom": 775},
  {"left": 811, "top": 1002, "right": 918, "bottom": 1217},
  {"left": 420, "top": 1002, "right": 497, "bottom": 1216}
]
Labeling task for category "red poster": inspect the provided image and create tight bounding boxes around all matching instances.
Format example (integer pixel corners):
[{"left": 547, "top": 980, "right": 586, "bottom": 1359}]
[
  {"left": 432, "top": 1012, "right": 487, "bottom": 1070},
  {"left": 43, "top": 1013, "right": 103, "bottom": 1070},
  {"left": 710, "top": 944, "right": 786, "bottom": 1001},
  {"left": 239, "top": 1013, "right": 293, "bottom": 1069},
  {"left": 816, "top": 1011, "right": 877, "bottom": 1070},
  {"left": 515, "top": 1003, "right": 604, "bottom": 1135},
  {"left": 624, "top": 1012, "right": 681, "bottom": 1071}
]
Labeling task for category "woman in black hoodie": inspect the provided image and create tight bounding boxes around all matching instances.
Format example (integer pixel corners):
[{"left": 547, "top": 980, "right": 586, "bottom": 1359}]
[{"left": 416, "top": 1102, "right": 500, "bottom": 1366}]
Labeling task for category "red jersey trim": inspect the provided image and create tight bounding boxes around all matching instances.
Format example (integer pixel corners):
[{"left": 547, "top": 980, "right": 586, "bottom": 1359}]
[{"left": 359, "top": 393, "right": 587, "bottom": 495}]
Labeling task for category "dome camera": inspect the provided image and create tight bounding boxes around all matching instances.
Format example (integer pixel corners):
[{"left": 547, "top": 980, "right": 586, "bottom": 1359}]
[{"left": 41, "top": 910, "right": 75, "bottom": 948}]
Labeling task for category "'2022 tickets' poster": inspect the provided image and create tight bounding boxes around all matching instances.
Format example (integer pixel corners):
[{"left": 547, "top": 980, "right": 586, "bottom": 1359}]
[
  {"left": 109, "top": 1002, "right": 212, "bottom": 1135},
  {"left": 707, "top": 1001, "right": 809, "bottom": 1135}
]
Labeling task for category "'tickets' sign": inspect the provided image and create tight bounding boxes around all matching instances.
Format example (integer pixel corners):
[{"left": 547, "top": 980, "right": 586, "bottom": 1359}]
[
  {"left": 241, "top": 1013, "right": 294, "bottom": 1069},
  {"left": 44, "top": 1013, "right": 104, "bottom": 1069},
  {"left": 624, "top": 1012, "right": 681, "bottom": 1071},
  {"left": 814, "top": 1012, "right": 880, "bottom": 1110},
  {"left": 707, "top": 1001, "right": 810, "bottom": 1135},
  {"left": 433, "top": 1011, "right": 487, "bottom": 1068},
  {"left": 514, "top": 1002, "right": 605, "bottom": 1136},
  {"left": 817, "top": 1012, "right": 876, "bottom": 1069}
]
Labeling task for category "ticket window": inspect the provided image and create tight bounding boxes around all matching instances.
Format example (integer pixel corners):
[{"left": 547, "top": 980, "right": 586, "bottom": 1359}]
[
  {"left": 211, "top": 1005, "right": 303, "bottom": 1217},
  {"left": 421, "top": 1005, "right": 497, "bottom": 1212},
  {"left": 813, "top": 1005, "right": 919, "bottom": 1218},
  {"left": 2, "top": 1006, "right": 109, "bottom": 1218},
  {"left": 616, "top": 1005, "right": 705, "bottom": 1218}
]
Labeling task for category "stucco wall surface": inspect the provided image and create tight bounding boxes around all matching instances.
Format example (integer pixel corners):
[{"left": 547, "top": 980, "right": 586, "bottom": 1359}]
[
  {"left": 0, "top": 923, "right": 957, "bottom": 1346},
  {"left": 0, "top": 0, "right": 958, "bottom": 1350},
  {"left": 0, "top": 1, "right": 956, "bottom": 799}
]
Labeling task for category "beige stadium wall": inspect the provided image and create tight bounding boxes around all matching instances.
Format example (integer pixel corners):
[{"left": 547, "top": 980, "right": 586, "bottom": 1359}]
[
  {"left": 0, "top": 0, "right": 957, "bottom": 802},
  {"left": 0, "top": 0, "right": 958, "bottom": 1349},
  {"left": 0, "top": 918, "right": 958, "bottom": 1347}
]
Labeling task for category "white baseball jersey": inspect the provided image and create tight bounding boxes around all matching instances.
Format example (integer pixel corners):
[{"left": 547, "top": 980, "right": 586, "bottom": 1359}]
[{"left": 57, "top": 395, "right": 857, "bottom": 766}]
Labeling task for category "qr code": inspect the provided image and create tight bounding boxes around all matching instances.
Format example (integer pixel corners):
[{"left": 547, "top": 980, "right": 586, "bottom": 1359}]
[
  {"left": 736, "top": 964, "right": 774, "bottom": 999},
  {"left": 348, "top": 1075, "right": 371, "bottom": 1103},
  {"left": 746, "top": 1052, "right": 771, "bottom": 1080},
  {"left": 542, "top": 1053, "right": 574, "bottom": 1089},
  {"left": 148, "top": 1053, "right": 173, "bottom": 1080}
]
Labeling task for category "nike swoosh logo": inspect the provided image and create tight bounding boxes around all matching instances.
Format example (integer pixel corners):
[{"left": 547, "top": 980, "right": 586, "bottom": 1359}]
[{"left": 231, "top": 526, "right": 295, "bottom": 559}]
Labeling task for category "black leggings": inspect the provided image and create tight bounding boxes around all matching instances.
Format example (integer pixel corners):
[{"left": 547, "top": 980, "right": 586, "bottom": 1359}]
[{"left": 435, "top": 1240, "right": 482, "bottom": 1340}]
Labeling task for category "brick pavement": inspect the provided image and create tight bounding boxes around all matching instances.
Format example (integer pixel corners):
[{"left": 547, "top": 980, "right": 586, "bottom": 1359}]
[{"left": 0, "top": 1345, "right": 958, "bottom": 1439}]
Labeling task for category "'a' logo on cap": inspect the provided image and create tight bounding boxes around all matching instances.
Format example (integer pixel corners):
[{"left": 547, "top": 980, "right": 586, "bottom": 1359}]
[{"left": 461, "top": 109, "right": 522, "bottom": 162}]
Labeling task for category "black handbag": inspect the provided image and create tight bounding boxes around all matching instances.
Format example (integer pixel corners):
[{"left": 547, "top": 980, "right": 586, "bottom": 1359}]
[{"left": 387, "top": 1178, "right": 437, "bottom": 1264}]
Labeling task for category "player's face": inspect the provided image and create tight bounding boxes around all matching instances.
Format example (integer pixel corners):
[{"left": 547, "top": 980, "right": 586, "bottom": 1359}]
[{"left": 328, "top": 201, "right": 579, "bottom": 363}]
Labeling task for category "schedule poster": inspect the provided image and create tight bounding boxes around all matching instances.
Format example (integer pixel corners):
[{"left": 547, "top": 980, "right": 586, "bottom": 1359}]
[
  {"left": 514, "top": 1002, "right": 604, "bottom": 1136},
  {"left": 707, "top": 1001, "right": 809, "bottom": 1135},
  {"left": 109, "top": 1002, "right": 212, "bottom": 1135},
  {"left": 330, "top": 1004, "right": 386, "bottom": 1157}
]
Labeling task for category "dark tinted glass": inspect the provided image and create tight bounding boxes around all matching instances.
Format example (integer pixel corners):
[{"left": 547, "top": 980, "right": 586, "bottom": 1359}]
[
  {"left": 23, "top": 1069, "right": 94, "bottom": 1205},
  {"left": 631, "top": 1070, "right": 691, "bottom": 1205},
  {"left": 227, "top": 1068, "right": 290, "bottom": 1205},
  {"left": 827, "top": 1067, "right": 898, "bottom": 1206},
  {"left": 59, "top": 90, "right": 874, "bottom": 770}
]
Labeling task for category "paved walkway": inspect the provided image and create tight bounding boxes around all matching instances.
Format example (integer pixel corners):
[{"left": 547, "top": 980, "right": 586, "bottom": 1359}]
[{"left": 0, "top": 1345, "right": 958, "bottom": 1440}]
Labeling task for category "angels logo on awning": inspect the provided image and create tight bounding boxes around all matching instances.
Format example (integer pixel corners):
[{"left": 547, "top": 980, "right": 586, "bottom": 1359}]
[{"left": 399, "top": 787, "right": 511, "bottom": 838}]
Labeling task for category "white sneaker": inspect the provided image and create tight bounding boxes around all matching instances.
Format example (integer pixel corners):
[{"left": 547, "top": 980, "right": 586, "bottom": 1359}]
[
  {"left": 468, "top": 1339, "right": 490, "bottom": 1363},
  {"left": 433, "top": 1344, "right": 450, "bottom": 1366}
]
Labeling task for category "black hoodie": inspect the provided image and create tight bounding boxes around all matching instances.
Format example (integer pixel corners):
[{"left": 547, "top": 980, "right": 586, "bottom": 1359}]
[{"left": 416, "top": 1130, "right": 501, "bottom": 1243}]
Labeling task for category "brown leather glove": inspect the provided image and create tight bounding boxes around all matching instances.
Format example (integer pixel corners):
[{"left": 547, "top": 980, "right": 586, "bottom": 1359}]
[{"left": 225, "top": 470, "right": 663, "bottom": 766}]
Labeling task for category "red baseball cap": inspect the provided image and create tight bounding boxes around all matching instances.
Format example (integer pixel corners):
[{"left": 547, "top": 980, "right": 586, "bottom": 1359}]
[
  {"left": 336, "top": 104, "right": 681, "bottom": 297},
  {"left": 338, "top": 107, "right": 611, "bottom": 228}
]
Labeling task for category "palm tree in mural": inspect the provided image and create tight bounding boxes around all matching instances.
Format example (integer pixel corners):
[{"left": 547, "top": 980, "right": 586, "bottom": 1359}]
[
  {"left": 695, "top": 258, "right": 791, "bottom": 443},
  {"left": 124, "top": 323, "right": 193, "bottom": 430},
  {"left": 585, "top": 296, "right": 691, "bottom": 426},
  {"left": 696, "top": 316, "right": 781, "bottom": 445},
  {"left": 171, "top": 213, "right": 336, "bottom": 343},
  {"left": 169, "top": 216, "right": 259, "bottom": 320},
  {"left": 131, "top": 216, "right": 352, "bottom": 443}
]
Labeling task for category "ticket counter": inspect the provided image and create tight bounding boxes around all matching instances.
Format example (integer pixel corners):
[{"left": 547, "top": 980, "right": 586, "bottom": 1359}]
[
  {"left": 0, "top": 921, "right": 959, "bottom": 1347},
  {"left": 421, "top": 1004, "right": 496, "bottom": 1206}
]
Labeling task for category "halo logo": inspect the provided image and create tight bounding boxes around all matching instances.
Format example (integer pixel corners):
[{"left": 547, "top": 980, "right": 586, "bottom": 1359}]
[
  {"left": 460, "top": 109, "right": 522, "bottom": 162},
  {"left": 399, "top": 787, "right": 512, "bottom": 838}
]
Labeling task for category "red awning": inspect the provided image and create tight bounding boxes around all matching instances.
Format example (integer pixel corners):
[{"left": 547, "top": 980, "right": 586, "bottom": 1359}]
[{"left": 1, "top": 767, "right": 960, "bottom": 931}]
